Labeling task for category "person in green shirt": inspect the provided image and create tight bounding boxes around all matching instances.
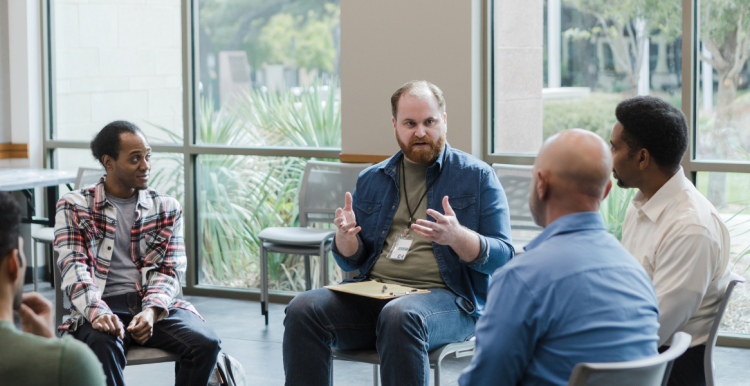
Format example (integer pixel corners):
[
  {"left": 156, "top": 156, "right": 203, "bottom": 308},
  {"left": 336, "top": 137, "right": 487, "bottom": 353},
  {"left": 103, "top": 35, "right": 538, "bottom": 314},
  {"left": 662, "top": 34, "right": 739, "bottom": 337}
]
[{"left": 0, "top": 191, "right": 106, "bottom": 386}]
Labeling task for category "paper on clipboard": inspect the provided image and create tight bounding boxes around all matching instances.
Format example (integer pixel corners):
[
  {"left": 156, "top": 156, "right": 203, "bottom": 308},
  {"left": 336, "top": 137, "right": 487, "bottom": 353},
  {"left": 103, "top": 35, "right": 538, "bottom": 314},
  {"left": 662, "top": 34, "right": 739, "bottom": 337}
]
[{"left": 325, "top": 280, "right": 430, "bottom": 299}]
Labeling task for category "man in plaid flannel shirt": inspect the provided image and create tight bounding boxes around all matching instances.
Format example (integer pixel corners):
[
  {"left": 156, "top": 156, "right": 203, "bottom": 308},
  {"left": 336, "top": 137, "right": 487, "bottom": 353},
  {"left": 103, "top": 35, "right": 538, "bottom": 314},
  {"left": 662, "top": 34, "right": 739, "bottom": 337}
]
[{"left": 55, "top": 121, "right": 220, "bottom": 386}]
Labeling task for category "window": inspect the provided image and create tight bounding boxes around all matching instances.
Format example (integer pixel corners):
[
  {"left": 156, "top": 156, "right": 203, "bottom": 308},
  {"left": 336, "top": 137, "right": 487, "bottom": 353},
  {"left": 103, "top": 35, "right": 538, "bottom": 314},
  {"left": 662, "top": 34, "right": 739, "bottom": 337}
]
[
  {"left": 45, "top": 1, "right": 342, "bottom": 295},
  {"left": 52, "top": 0, "right": 183, "bottom": 144},
  {"left": 489, "top": 0, "right": 750, "bottom": 343}
]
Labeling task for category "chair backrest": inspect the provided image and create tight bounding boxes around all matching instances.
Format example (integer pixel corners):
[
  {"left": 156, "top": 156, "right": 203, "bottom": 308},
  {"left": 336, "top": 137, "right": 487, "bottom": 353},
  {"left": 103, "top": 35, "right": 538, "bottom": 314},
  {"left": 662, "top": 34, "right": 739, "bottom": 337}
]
[
  {"left": 75, "top": 167, "right": 105, "bottom": 190},
  {"left": 567, "top": 332, "right": 692, "bottom": 386},
  {"left": 298, "top": 161, "right": 372, "bottom": 227},
  {"left": 491, "top": 164, "right": 541, "bottom": 231},
  {"left": 704, "top": 278, "right": 744, "bottom": 386}
]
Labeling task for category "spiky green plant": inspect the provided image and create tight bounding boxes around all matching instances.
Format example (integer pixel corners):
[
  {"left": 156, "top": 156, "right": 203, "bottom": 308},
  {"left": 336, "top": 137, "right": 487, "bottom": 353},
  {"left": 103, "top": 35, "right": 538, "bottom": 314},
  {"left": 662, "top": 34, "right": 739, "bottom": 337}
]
[{"left": 599, "top": 181, "right": 636, "bottom": 241}]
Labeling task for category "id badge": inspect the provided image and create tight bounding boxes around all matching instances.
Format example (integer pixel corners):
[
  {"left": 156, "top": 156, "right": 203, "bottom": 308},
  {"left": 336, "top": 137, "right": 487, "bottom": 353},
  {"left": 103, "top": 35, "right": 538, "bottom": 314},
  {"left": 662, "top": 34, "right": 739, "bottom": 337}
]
[{"left": 386, "top": 233, "right": 413, "bottom": 260}]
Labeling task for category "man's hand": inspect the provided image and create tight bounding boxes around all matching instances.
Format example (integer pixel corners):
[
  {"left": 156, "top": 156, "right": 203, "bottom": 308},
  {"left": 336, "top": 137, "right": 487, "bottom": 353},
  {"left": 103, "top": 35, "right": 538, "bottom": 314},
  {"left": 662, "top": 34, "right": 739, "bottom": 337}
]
[
  {"left": 127, "top": 308, "right": 158, "bottom": 345},
  {"left": 334, "top": 192, "right": 361, "bottom": 257},
  {"left": 411, "top": 196, "right": 465, "bottom": 245},
  {"left": 17, "top": 293, "right": 55, "bottom": 339},
  {"left": 92, "top": 314, "right": 125, "bottom": 339},
  {"left": 411, "top": 196, "right": 481, "bottom": 262}
]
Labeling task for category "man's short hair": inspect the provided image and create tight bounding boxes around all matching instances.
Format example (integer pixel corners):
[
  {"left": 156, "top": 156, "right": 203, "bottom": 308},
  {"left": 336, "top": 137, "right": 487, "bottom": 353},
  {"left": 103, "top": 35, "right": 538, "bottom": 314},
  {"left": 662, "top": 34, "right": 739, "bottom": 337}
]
[
  {"left": 90, "top": 120, "right": 144, "bottom": 166},
  {"left": 0, "top": 191, "right": 21, "bottom": 263},
  {"left": 615, "top": 96, "right": 688, "bottom": 171},
  {"left": 391, "top": 80, "right": 446, "bottom": 119}
]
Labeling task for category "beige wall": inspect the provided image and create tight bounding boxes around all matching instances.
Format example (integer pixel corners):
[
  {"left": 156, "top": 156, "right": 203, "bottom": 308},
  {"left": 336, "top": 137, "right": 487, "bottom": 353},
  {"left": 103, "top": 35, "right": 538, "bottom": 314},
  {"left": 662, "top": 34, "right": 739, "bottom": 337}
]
[{"left": 340, "top": 0, "right": 482, "bottom": 159}]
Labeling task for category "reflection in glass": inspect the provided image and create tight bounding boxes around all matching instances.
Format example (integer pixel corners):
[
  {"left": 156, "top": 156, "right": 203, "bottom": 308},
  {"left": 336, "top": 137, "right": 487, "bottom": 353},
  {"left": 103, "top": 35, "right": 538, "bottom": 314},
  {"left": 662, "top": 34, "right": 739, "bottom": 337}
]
[
  {"left": 697, "top": 172, "right": 750, "bottom": 335},
  {"left": 197, "top": 155, "right": 342, "bottom": 290},
  {"left": 198, "top": 0, "right": 341, "bottom": 146},
  {"left": 696, "top": 2, "right": 750, "bottom": 162}
]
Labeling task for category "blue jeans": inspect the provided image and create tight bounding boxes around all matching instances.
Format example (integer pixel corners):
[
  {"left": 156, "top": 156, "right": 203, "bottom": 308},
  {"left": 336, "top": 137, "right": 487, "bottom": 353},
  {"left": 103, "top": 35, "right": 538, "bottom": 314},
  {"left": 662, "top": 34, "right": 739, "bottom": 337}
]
[
  {"left": 283, "top": 287, "right": 477, "bottom": 386},
  {"left": 71, "top": 292, "right": 221, "bottom": 386}
]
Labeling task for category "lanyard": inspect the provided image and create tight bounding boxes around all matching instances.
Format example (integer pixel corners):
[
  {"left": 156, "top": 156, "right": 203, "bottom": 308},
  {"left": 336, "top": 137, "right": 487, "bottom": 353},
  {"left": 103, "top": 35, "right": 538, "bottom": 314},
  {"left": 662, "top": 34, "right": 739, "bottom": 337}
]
[{"left": 401, "top": 152, "right": 443, "bottom": 229}]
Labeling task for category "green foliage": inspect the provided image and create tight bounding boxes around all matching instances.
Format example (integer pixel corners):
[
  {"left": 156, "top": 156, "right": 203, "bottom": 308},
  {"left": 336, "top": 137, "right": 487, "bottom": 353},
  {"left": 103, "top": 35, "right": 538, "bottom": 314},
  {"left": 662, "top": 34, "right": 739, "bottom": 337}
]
[
  {"left": 148, "top": 79, "right": 342, "bottom": 289},
  {"left": 599, "top": 182, "right": 636, "bottom": 241},
  {"left": 199, "top": 0, "right": 340, "bottom": 71},
  {"left": 542, "top": 92, "right": 621, "bottom": 141}
]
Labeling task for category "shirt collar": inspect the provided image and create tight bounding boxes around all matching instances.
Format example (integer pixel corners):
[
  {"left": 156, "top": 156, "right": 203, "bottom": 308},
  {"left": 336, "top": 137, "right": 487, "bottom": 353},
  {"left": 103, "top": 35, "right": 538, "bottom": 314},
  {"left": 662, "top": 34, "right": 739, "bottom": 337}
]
[
  {"left": 94, "top": 175, "right": 151, "bottom": 212},
  {"left": 524, "top": 212, "right": 607, "bottom": 252},
  {"left": 632, "top": 167, "right": 690, "bottom": 222}
]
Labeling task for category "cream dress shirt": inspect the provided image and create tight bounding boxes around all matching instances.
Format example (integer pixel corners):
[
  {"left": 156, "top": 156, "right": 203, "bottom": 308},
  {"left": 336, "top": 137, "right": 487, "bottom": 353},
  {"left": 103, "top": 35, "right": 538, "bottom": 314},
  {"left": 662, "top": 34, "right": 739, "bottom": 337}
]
[{"left": 622, "top": 168, "right": 732, "bottom": 347}]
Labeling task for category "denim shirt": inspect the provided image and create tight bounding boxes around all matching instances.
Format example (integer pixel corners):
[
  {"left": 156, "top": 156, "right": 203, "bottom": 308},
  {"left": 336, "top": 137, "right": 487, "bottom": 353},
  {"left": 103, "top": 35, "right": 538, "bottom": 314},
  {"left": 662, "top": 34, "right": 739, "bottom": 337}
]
[{"left": 332, "top": 143, "right": 515, "bottom": 317}]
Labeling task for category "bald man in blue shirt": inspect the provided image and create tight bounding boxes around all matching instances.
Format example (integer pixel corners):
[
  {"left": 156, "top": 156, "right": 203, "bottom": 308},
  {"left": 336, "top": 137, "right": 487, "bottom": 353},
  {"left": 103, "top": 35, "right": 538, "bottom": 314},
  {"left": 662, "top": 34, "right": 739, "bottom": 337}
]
[{"left": 459, "top": 129, "right": 661, "bottom": 386}]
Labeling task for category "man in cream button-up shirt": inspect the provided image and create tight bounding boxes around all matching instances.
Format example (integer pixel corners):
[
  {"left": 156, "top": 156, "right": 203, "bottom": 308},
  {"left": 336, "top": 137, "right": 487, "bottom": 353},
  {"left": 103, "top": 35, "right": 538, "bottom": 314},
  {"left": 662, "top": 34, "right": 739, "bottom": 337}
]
[{"left": 611, "top": 96, "right": 733, "bottom": 386}]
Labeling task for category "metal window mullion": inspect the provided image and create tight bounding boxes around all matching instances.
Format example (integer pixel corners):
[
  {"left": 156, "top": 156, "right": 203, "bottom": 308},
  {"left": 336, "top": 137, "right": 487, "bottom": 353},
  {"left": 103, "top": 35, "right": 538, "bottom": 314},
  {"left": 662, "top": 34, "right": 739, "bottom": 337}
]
[
  {"left": 681, "top": 0, "right": 698, "bottom": 181},
  {"left": 182, "top": 0, "right": 197, "bottom": 289}
]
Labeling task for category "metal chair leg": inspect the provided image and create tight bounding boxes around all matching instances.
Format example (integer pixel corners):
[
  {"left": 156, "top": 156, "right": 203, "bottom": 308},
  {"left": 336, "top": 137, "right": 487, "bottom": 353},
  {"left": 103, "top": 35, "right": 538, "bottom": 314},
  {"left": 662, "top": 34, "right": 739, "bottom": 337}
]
[
  {"left": 260, "top": 243, "right": 269, "bottom": 325},
  {"left": 434, "top": 362, "right": 442, "bottom": 386},
  {"left": 32, "top": 239, "right": 38, "bottom": 292},
  {"left": 373, "top": 364, "right": 379, "bottom": 386},
  {"left": 304, "top": 255, "right": 312, "bottom": 291},
  {"left": 319, "top": 239, "right": 330, "bottom": 288}
]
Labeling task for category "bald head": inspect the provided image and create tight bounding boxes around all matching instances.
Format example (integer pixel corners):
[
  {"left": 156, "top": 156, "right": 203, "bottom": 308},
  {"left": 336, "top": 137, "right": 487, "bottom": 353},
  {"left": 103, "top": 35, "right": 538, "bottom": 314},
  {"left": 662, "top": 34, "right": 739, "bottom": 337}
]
[
  {"left": 530, "top": 129, "right": 613, "bottom": 227},
  {"left": 536, "top": 129, "right": 612, "bottom": 198}
]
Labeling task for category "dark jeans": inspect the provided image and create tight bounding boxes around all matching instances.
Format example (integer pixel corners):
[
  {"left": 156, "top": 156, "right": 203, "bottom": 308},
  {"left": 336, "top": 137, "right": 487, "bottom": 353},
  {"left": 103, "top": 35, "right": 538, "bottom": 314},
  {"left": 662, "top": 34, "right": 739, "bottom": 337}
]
[
  {"left": 71, "top": 292, "right": 221, "bottom": 386},
  {"left": 283, "top": 287, "right": 477, "bottom": 386},
  {"left": 659, "top": 344, "right": 706, "bottom": 386}
]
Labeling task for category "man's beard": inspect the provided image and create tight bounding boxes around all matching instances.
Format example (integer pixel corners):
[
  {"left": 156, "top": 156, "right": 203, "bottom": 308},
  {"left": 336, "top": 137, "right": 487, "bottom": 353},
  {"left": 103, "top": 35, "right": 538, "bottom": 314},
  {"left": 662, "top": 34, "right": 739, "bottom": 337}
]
[{"left": 397, "top": 134, "right": 446, "bottom": 164}]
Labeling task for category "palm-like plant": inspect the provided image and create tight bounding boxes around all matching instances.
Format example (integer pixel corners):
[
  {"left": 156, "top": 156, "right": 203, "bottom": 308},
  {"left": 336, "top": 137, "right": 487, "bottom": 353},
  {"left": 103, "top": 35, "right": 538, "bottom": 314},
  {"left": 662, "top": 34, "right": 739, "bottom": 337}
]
[
  {"left": 148, "top": 78, "right": 342, "bottom": 290},
  {"left": 599, "top": 181, "right": 636, "bottom": 241}
]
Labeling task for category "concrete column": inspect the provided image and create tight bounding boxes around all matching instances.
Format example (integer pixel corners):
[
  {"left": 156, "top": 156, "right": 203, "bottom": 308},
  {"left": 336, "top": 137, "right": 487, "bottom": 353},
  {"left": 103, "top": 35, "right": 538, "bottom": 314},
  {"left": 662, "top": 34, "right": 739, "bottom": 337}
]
[{"left": 547, "top": 0, "right": 561, "bottom": 88}]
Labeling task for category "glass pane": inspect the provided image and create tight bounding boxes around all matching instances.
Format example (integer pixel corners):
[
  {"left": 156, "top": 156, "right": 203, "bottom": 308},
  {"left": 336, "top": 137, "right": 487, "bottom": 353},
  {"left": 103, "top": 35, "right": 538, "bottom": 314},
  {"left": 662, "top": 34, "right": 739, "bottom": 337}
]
[
  {"left": 695, "top": 5, "right": 750, "bottom": 161},
  {"left": 53, "top": 0, "right": 183, "bottom": 144},
  {"left": 696, "top": 172, "right": 750, "bottom": 334},
  {"left": 53, "top": 149, "right": 184, "bottom": 207},
  {"left": 493, "top": 0, "right": 682, "bottom": 154},
  {"left": 197, "top": 0, "right": 341, "bottom": 147},
  {"left": 197, "top": 155, "right": 343, "bottom": 290}
]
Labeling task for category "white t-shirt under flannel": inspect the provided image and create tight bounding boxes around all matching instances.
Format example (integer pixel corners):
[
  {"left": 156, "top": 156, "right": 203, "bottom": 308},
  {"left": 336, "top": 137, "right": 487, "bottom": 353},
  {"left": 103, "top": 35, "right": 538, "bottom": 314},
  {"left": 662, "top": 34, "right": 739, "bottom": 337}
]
[{"left": 622, "top": 168, "right": 734, "bottom": 347}]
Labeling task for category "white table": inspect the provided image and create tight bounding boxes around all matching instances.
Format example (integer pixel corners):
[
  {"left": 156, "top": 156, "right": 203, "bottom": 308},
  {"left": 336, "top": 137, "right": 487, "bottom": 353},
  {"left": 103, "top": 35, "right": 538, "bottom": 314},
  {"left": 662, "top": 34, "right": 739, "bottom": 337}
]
[{"left": 0, "top": 168, "right": 76, "bottom": 290}]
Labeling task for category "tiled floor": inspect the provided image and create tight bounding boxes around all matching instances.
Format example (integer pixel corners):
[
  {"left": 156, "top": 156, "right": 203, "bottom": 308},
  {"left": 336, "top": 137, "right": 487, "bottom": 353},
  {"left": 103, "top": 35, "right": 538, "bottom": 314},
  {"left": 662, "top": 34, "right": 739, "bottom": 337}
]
[{"left": 18, "top": 282, "right": 750, "bottom": 386}]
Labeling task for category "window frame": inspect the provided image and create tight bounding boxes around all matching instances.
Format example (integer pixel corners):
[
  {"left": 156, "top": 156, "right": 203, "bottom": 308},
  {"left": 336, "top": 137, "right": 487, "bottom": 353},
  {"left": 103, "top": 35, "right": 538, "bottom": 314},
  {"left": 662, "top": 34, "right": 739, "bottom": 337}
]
[
  {"left": 40, "top": 0, "right": 340, "bottom": 303},
  {"left": 482, "top": 0, "right": 750, "bottom": 348}
]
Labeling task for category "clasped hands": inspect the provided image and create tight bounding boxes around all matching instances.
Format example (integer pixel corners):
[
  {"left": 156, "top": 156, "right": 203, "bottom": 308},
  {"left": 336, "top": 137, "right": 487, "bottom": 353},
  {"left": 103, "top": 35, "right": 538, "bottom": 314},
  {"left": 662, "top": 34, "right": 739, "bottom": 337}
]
[
  {"left": 92, "top": 307, "right": 159, "bottom": 345},
  {"left": 334, "top": 192, "right": 468, "bottom": 247}
]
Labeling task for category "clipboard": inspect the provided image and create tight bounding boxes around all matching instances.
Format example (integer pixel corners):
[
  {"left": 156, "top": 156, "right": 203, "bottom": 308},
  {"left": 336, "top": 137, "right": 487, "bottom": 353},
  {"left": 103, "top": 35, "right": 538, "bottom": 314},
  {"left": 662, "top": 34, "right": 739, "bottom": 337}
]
[{"left": 325, "top": 280, "right": 430, "bottom": 299}]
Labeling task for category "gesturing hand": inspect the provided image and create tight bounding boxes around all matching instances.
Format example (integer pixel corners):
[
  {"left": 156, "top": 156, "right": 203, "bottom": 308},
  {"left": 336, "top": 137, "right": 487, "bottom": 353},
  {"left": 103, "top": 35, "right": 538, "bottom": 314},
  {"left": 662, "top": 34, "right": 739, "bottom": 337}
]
[
  {"left": 92, "top": 314, "right": 125, "bottom": 339},
  {"left": 17, "top": 293, "right": 55, "bottom": 339},
  {"left": 411, "top": 196, "right": 466, "bottom": 246},
  {"left": 334, "top": 192, "right": 361, "bottom": 240},
  {"left": 334, "top": 192, "right": 361, "bottom": 257},
  {"left": 127, "top": 308, "right": 157, "bottom": 345}
]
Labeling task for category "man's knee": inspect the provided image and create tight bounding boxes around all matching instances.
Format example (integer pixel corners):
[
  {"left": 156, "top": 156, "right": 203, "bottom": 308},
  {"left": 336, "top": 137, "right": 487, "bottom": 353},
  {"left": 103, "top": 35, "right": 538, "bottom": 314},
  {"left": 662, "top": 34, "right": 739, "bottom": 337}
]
[
  {"left": 284, "top": 289, "right": 331, "bottom": 326},
  {"left": 377, "top": 301, "right": 424, "bottom": 336},
  {"left": 76, "top": 326, "right": 124, "bottom": 357},
  {"left": 196, "top": 329, "right": 221, "bottom": 359}
]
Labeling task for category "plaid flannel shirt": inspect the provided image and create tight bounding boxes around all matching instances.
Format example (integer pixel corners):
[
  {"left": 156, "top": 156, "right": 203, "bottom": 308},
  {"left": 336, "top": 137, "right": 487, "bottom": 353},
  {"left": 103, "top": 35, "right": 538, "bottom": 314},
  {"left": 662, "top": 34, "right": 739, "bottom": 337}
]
[{"left": 54, "top": 175, "right": 200, "bottom": 331}]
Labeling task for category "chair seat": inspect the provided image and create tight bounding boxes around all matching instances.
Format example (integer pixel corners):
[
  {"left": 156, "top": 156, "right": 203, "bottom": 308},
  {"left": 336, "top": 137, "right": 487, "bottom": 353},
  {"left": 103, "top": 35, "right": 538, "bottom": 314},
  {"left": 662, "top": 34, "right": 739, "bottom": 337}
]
[
  {"left": 258, "top": 227, "right": 335, "bottom": 245},
  {"left": 32, "top": 227, "right": 55, "bottom": 243},
  {"left": 126, "top": 346, "right": 180, "bottom": 366},
  {"left": 332, "top": 339, "right": 476, "bottom": 366}
]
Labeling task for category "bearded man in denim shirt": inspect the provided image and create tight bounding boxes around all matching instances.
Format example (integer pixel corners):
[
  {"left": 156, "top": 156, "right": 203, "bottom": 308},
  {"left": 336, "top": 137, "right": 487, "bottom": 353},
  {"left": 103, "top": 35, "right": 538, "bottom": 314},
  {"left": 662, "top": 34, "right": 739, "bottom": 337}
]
[{"left": 283, "top": 80, "right": 514, "bottom": 386}]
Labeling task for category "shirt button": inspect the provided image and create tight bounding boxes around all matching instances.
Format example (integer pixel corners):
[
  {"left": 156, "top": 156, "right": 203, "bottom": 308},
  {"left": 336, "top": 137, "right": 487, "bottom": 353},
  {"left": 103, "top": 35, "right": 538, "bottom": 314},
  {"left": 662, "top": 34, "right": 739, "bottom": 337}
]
[
  {"left": 392, "top": 206, "right": 395, "bottom": 209},
  {"left": 382, "top": 231, "right": 385, "bottom": 234},
  {"left": 107, "top": 246, "right": 112, "bottom": 250}
]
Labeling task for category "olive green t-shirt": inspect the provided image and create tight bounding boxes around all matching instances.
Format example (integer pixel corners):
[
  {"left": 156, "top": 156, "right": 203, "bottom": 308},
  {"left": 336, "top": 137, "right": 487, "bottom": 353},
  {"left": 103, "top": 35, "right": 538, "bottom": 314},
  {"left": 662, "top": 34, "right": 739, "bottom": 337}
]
[
  {"left": 369, "top": 159, "right": 448, "bottom": 289},
  {"left": 0, "top": 320, "right": 106, "bottom": 386}
]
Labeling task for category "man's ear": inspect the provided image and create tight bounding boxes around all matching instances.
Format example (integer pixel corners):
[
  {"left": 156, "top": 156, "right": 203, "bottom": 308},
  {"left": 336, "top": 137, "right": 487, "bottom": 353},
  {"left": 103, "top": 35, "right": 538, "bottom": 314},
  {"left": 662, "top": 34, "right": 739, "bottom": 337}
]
[
  {"left": 536, "top": 170, "right": 549, "bottom": 201},
  {"left": 443, "top": 113, "right": 447, "bottom": 131},
  {"left": 602, "top": 179, "right": 613, "bottom": 200},
  {"left": 638, "top": 148, "right": 650, "bottom": 171},
  {"left": 4, "top": 250, "right": 21, "bottom": 282},
  {"left": 101, "top": 155, "right": 113, "bottom": 172},
  {"left": 392, "top": 116, "right": 397, "bottom": 132}
]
